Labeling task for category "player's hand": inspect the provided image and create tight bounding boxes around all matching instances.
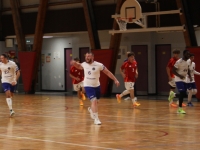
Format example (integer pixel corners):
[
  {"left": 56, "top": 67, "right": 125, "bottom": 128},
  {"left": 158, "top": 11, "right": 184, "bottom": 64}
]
[
  {"left": 11, "top": 82, "right": 16, "bottom": 86},
  {"left": 122, "top": 73, "right": 125, "bottom": 78},
  {"left": 76, "top": 77, "right": 80, "bottom": 81},
  {"left": 115, "top": 80, "right": 120, "bottom": 87},
  {"left": 168, "top": 77, "right": 172, "bottom": 81},
  {"left": 135, "top": 73, "right": 138, "bottom": 78}
]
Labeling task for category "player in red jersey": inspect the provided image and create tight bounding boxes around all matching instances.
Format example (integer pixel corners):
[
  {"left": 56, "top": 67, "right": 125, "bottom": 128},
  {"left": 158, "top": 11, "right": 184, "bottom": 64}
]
[
  {"left": 166, "top": 49, "right": 186, "bottom": 107},
  {"left": 116, "top": 52, "right": 140, "bottom": 107},
  {"left": 69, "top": 58, "right": 86, "bottom": 106}
]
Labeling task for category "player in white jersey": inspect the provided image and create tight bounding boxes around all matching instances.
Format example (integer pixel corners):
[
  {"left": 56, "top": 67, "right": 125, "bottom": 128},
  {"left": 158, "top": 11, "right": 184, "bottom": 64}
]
[
  {"left": 168, "top": 50, "right": 191, "bottom": 114},
  {"left": 186, "top": 54, "right": 200, "bottom": 106},
  {"left": 0, "top": 54, "right": 19, "bottom": 117},
  {"left": 71, "top": 52, "right": 120, "bottom": 125}
]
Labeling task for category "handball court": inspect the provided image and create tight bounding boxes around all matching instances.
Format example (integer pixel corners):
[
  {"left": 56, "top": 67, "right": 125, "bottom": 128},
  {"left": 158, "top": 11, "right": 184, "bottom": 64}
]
[{"left": 0, "top": 93, "right": 199, "bottom": 150}]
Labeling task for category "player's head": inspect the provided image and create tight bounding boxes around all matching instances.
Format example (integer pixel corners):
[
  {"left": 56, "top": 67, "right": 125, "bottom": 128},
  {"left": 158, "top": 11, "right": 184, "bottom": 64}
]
[
  {"left": 1, "top": 54, "right": 9, "bottom": 63},
  {"left": 126, "top": 51, "right": 131, "bottom": 57},
  {"left": 85, "top": 52, "right": 94, "bottom": 64},
  {"left": 73, "top": 57, "right": 80, "bottom": 63},
  {"left": 183, "top": 49, "right": 190, "bottom": 60},
  {"left": 172, "top": 49, "right": 180, "bottom": 59},
  {"left": 127, "top": 52, "right": 135, "bottom": 63},
  {"left": 190, "top": 53, "right": 194, "bottom": 61}
]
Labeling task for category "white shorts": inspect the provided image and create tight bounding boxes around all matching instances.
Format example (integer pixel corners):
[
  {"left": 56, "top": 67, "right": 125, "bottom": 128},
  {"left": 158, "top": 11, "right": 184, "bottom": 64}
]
[
  {"left": 125, "top": 82, "right": 135, "bottom": 90},
  {"left": 73, "top": 82, "right": 83, "bottom": 91}
]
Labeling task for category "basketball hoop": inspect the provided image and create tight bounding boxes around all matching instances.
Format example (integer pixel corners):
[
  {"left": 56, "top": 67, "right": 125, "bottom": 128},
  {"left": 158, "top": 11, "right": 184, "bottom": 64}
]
[{"left": 116, "top": 18, "right": 127, "bottom": 31}]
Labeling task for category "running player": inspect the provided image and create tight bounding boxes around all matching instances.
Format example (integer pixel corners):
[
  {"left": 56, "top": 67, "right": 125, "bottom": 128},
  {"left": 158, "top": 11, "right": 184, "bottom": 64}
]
[
  {"left": 70, "top": 52, "right": 120, "bottom": 125},
  {"left": 166, "top": 49, "right": 182, "bottom": 107},
  {"left": 0, "top": 54, "right": 19, "bottom": 117},
  {"left": 116, "top": 52, "right": 140, "bottom": 107},
  {"left": 168, "top": 50, "right": 191, "bottom": 114},
  {"left": 186, "top": 53, "right": 200, "bottom": 106},
  {"left": 69, "top": 57, "right": 86, "bottom": 106}
]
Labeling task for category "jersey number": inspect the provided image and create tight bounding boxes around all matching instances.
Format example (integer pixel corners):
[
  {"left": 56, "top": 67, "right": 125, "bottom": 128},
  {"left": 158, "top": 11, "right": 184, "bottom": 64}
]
[{"left": 4, "top": 70, "right": 9, "bottom": 74}]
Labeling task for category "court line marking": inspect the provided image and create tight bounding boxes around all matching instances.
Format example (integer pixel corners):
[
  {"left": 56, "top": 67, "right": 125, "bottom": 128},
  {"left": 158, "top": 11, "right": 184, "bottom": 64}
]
[{"left": 0, "top": 134, "right": 122, "bottom": 150}]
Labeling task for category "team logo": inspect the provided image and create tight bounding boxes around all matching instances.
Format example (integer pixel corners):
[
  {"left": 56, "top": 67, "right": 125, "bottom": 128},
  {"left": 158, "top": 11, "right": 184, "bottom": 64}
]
[
  {"left": 88, "top": 71, "right": 91, "bottom": 75},
  {"left": 92, "top": 67, "right": 95, "bottom": 70}
]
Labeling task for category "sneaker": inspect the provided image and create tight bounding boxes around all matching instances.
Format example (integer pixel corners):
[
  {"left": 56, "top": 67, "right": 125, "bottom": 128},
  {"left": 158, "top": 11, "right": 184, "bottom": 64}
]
[
  {"left": 124, "top": 97, "right": 130, "bottom": 101},
  {"left": 94, "top": 119, "right": 101, "bottom": 125},
  {"left": 170, "top": 103, "right": 178, "bottom": 108},
  {"left": 82, "top": 93, "right": 86, "bottom": 100},
  {"left": 133, "top": 102, "right": 140, "bottom": 107},
  {"left": 187, "top": 102, "right": 194, "bottom": 107},
  {"left": 10, "top": 110, "right": 15, "bottom": 117},
  {"left": 79, "top": 100, "right": 83, "bottom": 106},
  {"left": 116, "top": 94, "right": 121, "bottom": 103},
  {"left": 168, "top": 81, "right": 176, "bottom": 87},
  {"left": 133, "top": 97, "right": 137, "bottom": 101},
  {"left": 88, "top": 107, "right": 95, "bottom": 119},
  {"left": 176, "top": 101, "right": 187, "bottom": 107},
  {"left": 177, "top": 108, "right": 186, "bottom": 114},
  {"left": 168, "top": 91, "right": 175, "bottom": 103}
]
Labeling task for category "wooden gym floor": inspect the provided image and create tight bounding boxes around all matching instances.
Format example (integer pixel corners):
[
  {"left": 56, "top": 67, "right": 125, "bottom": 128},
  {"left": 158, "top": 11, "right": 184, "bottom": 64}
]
[{"left": 0, "top": 93, "right": 199, "bottom": 150}]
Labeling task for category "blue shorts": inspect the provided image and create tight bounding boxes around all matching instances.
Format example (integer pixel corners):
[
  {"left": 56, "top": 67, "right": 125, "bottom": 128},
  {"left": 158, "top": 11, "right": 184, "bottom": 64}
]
[
  {"left": 2, "top": 83, "right": 15, "bottom": 93},
  {"left": 175, "top": 82, "right": 187, "bottom": 92},
  {"left": 187, "top": 82, "right": 197, "bottom": 90},
  {"left": 84, "top": 86, "right": 101, "bottom": 100}
]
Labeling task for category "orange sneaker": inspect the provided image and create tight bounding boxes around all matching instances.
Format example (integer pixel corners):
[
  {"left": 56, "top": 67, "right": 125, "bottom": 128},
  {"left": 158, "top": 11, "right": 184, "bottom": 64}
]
[
  {"left": 133, "top": 102, "right": 140, "bottom": 107},
  {"left": 81, "top": 93, "right": 86, "bottom": 100},
  {"left": 79, "top": 100, "right": 83, "bottom": 106},
  {"left": 182, "top": 103, "right": 187, "bottom": 107},
  {"left": 116, "top": 94, "right": 121, "bottom": 103},
  {"left": 170, "top": 103, "right": 178, "bottom": 108}
]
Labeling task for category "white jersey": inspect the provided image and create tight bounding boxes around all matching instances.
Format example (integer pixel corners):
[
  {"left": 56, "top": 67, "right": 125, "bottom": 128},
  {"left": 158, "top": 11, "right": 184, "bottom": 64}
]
[
  {"left": 174, "top": 58, "right": 189, "bottom": 82},
  {"left": 0, "top": 61, "right": 18, "bottom": 84},
  {"left": 81, "top": 61, "right": 105, "bottom": 87},
  {"left": 186, "top": 59, "right": 200, "bottom": 83}
]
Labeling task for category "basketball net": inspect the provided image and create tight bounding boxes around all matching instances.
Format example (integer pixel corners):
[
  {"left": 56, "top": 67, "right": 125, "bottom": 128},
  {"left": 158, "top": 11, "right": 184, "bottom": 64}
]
[{"left": 116, "top": 18, "right": 127, "bottom": 31}]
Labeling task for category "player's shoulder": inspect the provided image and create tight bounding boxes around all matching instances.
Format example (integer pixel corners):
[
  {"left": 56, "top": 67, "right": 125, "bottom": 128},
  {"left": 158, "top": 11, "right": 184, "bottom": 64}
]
[
  {"left": 93, "top": 61, "right": 103, "bottom": 66},
  {"left": 8, "top": 60, "right": 16, "bottom": 65}
]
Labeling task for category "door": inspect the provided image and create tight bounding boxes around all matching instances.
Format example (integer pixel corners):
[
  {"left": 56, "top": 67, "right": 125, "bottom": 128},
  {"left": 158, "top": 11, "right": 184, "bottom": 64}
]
[
  {"left": 131, "top": 45, "right": 148, "bottom": 95},
  {"left": 79, "top": 47, "right": 89, "bottom": 62},
  {"left": 65, "top": 48, "right": 73, "bottom": 92},
  {"left": 156, "top": 44, "right": 171, "bottom": 95}
]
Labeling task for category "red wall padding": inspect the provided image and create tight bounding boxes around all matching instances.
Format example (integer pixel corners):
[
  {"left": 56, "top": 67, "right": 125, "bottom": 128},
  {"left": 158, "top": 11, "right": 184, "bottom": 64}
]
[
  {"left": 187, "top": 47, "right": 200, "bottom": 100},
  {"left": 18, "top": 52, "right": 36, "bottom": 92},
  {"left": 91, "top": 49, "right": 113, "bottom": 95}
]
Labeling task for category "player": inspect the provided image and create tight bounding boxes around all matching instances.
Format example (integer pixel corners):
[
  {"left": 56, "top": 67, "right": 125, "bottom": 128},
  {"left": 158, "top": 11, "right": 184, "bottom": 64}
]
[
  {"left": 70, "top": 52, "right": 120, "bottom": 125},
  {"left": 116, "top": 52, "right": 140, "bottom": 107},
  {"left": 69, "top": 57, "right": 86, "bottom": 106},
  {"left": 0, "top": 54, "right": 19, "bottom": 117},
  {"left": 168, "top": 50, "right": 191, "bottom": 114},
  {"left": 186, "top": 54, "right": 200, "bottom": 106}
]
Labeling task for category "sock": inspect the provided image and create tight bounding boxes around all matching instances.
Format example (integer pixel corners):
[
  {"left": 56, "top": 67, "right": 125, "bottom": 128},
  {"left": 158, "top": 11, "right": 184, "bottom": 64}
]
[
  {"left": 188, "top": 90, "right": 193, "bottom": 103},
  {"left": 178, "top": 91, "right": 186, "bottom": 107},
  {"left": 132, "top": 98, "right": 135, "bottom": 104},
  {"left": 120, "top": 90, "right": 130, "bottom": 98},
  {"left": 6, "top": 98, "right": 12, "bottom": 110},
  {"left": 93, "top": 112, "right": 99, "bottom": 120}
]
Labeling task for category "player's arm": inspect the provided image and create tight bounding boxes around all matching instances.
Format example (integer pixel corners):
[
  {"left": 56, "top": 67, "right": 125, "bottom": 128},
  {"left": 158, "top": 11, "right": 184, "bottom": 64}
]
[
  {"left": 193, "top": 64, "right": 200, "bottom": 75},
  {"left": 102, "top": 68, "right": 120, "bottom": 87},
  {"left": 172, "top": 66, "right": 184, "bottom": 79},
  {"left": 120, "top": 63, "right": 125, "bottom": 78},
  {"left": 70, "top": 60, "right": 83, "bottom": 70},
  {"left": 166, "top": 63, "right": 172, "bottom": 81},
  {"left": 69, "top": 73, "right": 80, "bottom": 81},
  {"left": 16, "top": 70, "right": 20, "bottom": 80},
  {"left": 12, "top": 64, "right": 17, "bottom": 86},
  {"left": 135, "top": 67, "right": 138, "bottom": 78}
]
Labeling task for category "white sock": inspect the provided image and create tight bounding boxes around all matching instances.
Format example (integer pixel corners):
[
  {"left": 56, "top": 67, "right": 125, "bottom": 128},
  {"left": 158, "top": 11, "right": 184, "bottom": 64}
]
[
  {"left": 132, "top": 98, "right": 136, "bottom": 104},
  {"left": 93, "top": 112, "right": 99, "bottom": 120},
  {"left": 6, "top": 98, "right": 12, "bottom": 110},
  {"left": 188, "top": 90, "right": 193, "bottom": 103},
  {"left": 120, "top": 90, "right": 130, "bottom": 98}
]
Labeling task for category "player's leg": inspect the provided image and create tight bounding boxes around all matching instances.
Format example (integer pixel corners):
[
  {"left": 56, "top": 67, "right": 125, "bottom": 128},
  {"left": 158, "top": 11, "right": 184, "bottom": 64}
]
[
  {"left": 93, "top": 86, "right": 101, "bottom": 125},
  {"left": 176, "top": 82, "right": 187, "bottom": 114},
  {"left": 85, "top": 87, "right": 96, "bottom": 120},
  {"left": 80, "top": 82, "right": 86, "bottom": 100},
  {"left": 128, "top": 82, "right": 140, "bottom": 107},
  {"left": 73, "top": 84, "right": 83, "bottom": 106},
  {"left": 188, "top": 82, "right": 197, "bottom": 106},
  {"left": 116, "top": 82, "right": 130, "bottom": 103}
]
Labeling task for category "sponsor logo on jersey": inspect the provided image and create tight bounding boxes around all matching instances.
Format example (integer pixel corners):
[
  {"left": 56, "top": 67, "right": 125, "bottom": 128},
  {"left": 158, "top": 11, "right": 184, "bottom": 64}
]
[{"left": 92, "top": 67, "right": 95, "bottom": 70}]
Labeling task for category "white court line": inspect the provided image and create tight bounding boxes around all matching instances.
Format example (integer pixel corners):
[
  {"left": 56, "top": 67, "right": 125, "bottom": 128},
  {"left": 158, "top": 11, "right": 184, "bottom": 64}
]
[{"left": 0, "top": 134, "right": 121, "bottom": 150}]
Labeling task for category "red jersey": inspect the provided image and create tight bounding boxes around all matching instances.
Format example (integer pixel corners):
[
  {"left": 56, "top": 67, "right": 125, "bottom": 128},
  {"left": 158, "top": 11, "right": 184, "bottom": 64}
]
[
  {"left": 121, "top": 60, "right": 137, "bottom": 82},
  {"left": 70, "top": 66, "right": 84, "bottom": 84},
  {"left": 167, "top": 57, "right": 178, "bottom": 78}
]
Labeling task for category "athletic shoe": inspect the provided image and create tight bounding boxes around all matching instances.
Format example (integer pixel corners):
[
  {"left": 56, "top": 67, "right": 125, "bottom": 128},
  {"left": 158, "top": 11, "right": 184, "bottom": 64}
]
[
  {"left": 177, "top": 108, "right": 186, "bottom": 114},
  {"left": 10, "top": 110, "right": 15, "bottom": 117},
  {"left": 133, "top": 97, "right": 137, "bottom": 101},
  {"left": 116, "top": 94, "right": 121, "bottom": 103},
  {"left": 88, "top": 107, "right": 95, "bottom": 119},
  {"left": 168, "top": 81, "right": 176, "bottom": 87},
  {"left": 82, "top": 93, "right": 86, "bottom": 100},
  {"left": 79, "top": 100, "right": 83, "bottom": 106},
  {"left": 168, "top": 91, "right": 175, "bottom": 102},
  {"left": 176, "top": 101, "right": 187, "bottom": 107},
  {"left": 133, "top": 102, "right": 140, "bottom": 107},
  {"left": 94, "top": 119, "right": 101, "bottom": 125},
  {"left": 187, "top": 102, "right": 194, "bottom": 107},
  {"left": 170, "top": 103, "right": 177, "bottom": 108}
]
